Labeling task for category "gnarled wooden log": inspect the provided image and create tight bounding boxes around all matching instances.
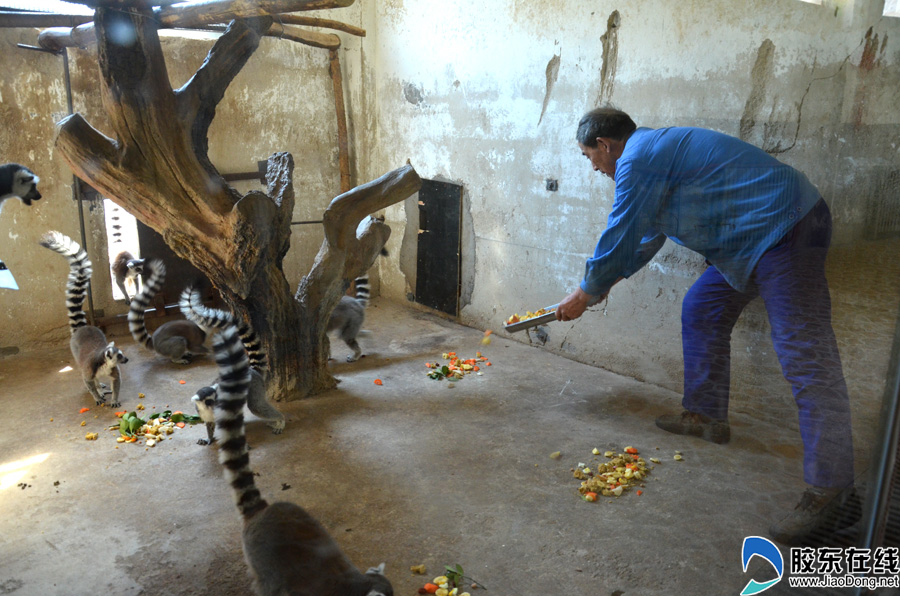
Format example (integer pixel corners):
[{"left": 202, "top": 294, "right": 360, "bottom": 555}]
[{"left": 53, "top": 3, "right": 420, "bottom": 399}]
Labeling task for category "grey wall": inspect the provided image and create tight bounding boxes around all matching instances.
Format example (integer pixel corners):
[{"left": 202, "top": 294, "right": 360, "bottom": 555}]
[
  {"left": 0, "top": 23, "right": 347, "bottom": 351},
  {"left": 352, "top": 0, "right": 900, "bottom": 460},
  {"left": 1, "top": 1, "right": 898, "bottom": 464}
]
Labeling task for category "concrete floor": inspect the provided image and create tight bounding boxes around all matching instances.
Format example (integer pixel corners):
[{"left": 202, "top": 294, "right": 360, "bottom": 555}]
[{"left": 0, "top": 299, "right": 865, "bottom": 595}]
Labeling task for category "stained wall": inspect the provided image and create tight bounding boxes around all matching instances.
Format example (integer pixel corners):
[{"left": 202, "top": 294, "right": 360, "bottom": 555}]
[
  {"left": 349, "top": 0, "right": 900, "bottom": 457},
  {"left": 0, "top": 21, "right": 348, "bottom": 352},
  {"left": 1, "top": 2, "right": 898, "bottom": 464}
]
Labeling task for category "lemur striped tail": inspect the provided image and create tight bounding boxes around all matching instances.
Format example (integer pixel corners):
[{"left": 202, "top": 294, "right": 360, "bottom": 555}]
[
  {"left": 178, "top": 287, "right": 268, "bottom": 374},
  {"left": 128, "top": 259, "right": 165, "bottom": 350},
  {"left": 353, "top": 276, "right": 371, "bottom": 309},
  {"left": 39, "top": 231, "right": 92, "bottom": 334},
  {"left": 182, "top": 288, "right": 266, "bottom": 520}
]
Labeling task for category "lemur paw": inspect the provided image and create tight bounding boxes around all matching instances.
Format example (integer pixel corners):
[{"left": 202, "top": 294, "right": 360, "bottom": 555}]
[
  {"left": 197, "top": 438, "right": 214, "bottom": 446},
  {"left": 108, "top": 401, "right": 121, "bottom": 408}
]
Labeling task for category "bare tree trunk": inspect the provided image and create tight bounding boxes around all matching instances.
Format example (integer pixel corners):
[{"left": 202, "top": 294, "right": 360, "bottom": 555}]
[{"left": 53, "top": 5, "right": 421, "bottom": 400}]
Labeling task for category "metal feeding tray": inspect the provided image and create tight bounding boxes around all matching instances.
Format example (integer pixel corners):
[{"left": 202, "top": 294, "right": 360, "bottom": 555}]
[{"left": 503, "top": 304, "right": 559, "bottom": 333}]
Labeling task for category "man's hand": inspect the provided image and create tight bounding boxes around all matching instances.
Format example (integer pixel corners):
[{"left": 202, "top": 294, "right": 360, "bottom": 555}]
[{"left": 557, "top": 287, "right": 597, "bottom": 321}]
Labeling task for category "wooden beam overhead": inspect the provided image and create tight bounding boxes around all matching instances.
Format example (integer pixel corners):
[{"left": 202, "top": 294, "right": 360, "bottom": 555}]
[
  {"left": 36, "top": 0, "right": 358, "bottom": 51},
  {"left": 0, "top": 12, "right": 92, "bottom": 29}
]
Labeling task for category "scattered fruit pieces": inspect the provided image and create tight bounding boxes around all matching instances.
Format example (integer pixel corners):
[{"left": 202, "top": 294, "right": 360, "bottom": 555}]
[
  {"left": 84, "top": 432, "right": 98, "bottom": 440},
  {"left": 674, "top": 454, "right": 684, "bottom": 461},
  {"left": 573, "top": 446, "right": 653, "bottom": 499},
  {"left": 138, "top": 393, "right": 145, "bottom": 398},
  {"left": 178, "top": 380, "right": 186, "bottom": 385},
  {"left": 592, "top": 447, "right": 600, "bottom": 455},
  {"left": 80, "top": 421, "right": 86, "bottom": 426},
  {"left": 136, "top": 403, "right": 145, "bottom": 410},
  {"left": 410, "top": 564, "right": 427, "bottom": 574},
  {"left": 79, "top": 407, "right": 90, "bottom": 413},
  {"left": 423, "top": 584, "right": 439, "bottom": 594},
  {"left": 550, "top": 451, "right": 562, "bottom": 460},
  {"left": 374, "top": 379, "right": 383, "bottom": 386}
]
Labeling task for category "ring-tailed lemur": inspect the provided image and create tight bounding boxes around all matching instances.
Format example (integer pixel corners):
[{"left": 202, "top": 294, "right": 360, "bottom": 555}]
[
  {"left": 0, "top": 163, "right": 41, "bottom": 214},
  {"left": 327, "top": 275, "right": 374, "bottom": 362},
  {"left": 179, "top": 287, "right": 284, "bottom": 444},
  {"left": 111, "top": 250, "right": 145, "bottom": 303},
  {"left": 39, "top": 231, "right": 128, "bottom": 407},
  {"left": 197, "top": 298, "right": 393, "bottom": 596},
  {"left": 128, "top": 259, "right": 208, "bottom": 364}
]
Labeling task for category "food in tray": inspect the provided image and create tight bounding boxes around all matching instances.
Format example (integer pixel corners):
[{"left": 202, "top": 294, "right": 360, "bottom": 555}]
[{"left": 506, "top": 307, "right": 555, "bottom": 325}]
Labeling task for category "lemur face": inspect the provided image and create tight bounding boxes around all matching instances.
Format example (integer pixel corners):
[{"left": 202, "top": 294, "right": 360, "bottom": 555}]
[
  {"left": 126, "top": 259, "right": 145, "bottom": 276},
  {"left": 14, "top": 168, "right": 41, "bottom": 205}
]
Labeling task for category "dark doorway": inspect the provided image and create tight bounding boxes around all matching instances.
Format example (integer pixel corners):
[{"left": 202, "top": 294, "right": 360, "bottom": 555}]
[{"left": 415, "top": 179, "right": 462, "bottom": 316}]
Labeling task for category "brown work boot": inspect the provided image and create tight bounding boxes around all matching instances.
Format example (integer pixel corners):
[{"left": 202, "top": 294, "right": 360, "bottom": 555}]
[
  {"left": 655, "top": 410, "right": 731, "bottom": 444},
  {"left": 769, "top": 485, "right": 861, "bottom": 546}
]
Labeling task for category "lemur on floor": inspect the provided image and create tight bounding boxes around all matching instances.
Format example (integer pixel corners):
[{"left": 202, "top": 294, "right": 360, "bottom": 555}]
[
  {"left": 327, "top": 244, "right": 389, "bottom": 362},
  {"left": 128, "top": 259, "right": 208, "bottom": 364},
  {"left": 179, "top": 287, "right": 284, "bottom": 444},
  {"left": 111, "top": 250, "right": 145, "bottom": 303},
  {"left": 0, "top": 163, "right": 41, "bottom": 214},
  {"left": 39, "top": 231, "right": 128, "bottom": 407},
  {"left": 184, "top": 292, "right": 393, "bottom": 596}
]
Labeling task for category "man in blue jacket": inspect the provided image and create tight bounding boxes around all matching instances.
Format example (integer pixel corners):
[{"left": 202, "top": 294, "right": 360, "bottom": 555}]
[{"left": 556, "top": 106, "right": 856, "bottom": 545}]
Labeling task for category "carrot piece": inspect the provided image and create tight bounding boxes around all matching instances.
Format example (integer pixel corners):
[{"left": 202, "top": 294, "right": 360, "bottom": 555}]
[
  {"left": 79, "top": 407, "right": 90, "bottom": 413},
  {"left": 175, "top": 422, "right": 185, "bottom": 428},
  {"left": 624, "top": 447, "right": 638, "bottom": 454},
  {"left": 423, "top": 584, "right": 439, "bottom": 594},
  {"left": 473, "top": 366, "right": 480, "bottom": 371},
  {"left": 114, "top": 411, "right": 126, "bottom": 417},
  {"left": 374, "top": 379, "right": 383, "bottom": 386},
  {"left": 178, "top": 380, "right": 186, "bottom": 384},
  {"left": 637, "top": 490, "right": 643, "bottom": 496},
  {"left": 485, "top": 361, "right": 492, "bottom": 366}
]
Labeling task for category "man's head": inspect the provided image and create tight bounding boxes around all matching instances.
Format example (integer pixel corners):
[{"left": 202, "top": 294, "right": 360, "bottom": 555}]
[{"left": 576, "top": 107, "right": 636, "bottom": 179}]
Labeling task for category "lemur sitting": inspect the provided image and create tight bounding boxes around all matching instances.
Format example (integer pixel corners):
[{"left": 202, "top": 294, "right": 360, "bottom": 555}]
[
  {"left": 128, "top": 259, "right": 208, "bottom": 364},
  {"left": 39, "top": 231, "right": 128, "bottom": 407},
  {"left": 184, "top": 293, "right": 392, "bottom": 596}
]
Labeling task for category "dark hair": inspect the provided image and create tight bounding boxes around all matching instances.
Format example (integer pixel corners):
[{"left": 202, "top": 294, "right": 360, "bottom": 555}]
[{"left": 576, "top": 106, "right": 636, "bottom": 147}]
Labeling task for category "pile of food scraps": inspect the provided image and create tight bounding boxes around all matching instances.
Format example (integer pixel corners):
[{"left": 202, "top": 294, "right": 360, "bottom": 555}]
[
  {"left": 573, "top": 446, "right": 655, "bottom": 500},
  {"left": 506, "top": 307, "right": 554, "bottom": 325},
  {"left": 425, "top": 351, "right": 491, "bottom": 381},
  {"left": 415, "top": 563, "right": 484, "bottom": 595},
  {"left": 110, "top": 410, "right": 200, "bottom": 447}
]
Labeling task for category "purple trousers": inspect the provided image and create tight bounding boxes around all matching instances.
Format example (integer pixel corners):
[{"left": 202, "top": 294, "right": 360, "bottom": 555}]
[{"left": 681, "top": 199, "right": 854, "bottom": 488}]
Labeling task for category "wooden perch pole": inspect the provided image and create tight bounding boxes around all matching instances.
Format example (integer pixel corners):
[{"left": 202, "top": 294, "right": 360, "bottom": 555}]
[
  {"left": 277, "top": 15, "right": 365, "bottom": 37},
  {"left": 329, "top": 49, "right": 351, "bottom": 193},
  {"left": 156, "top": 0, "right": 356, "bottom": 27}
]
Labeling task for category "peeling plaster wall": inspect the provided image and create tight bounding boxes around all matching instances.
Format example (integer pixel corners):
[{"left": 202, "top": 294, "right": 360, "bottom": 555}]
[
  {"left": 0, "top": 20, "right": 353, "bottom": 352},
  {"left": 356, "top": 0, "right": 900, "bottom": 451}
]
